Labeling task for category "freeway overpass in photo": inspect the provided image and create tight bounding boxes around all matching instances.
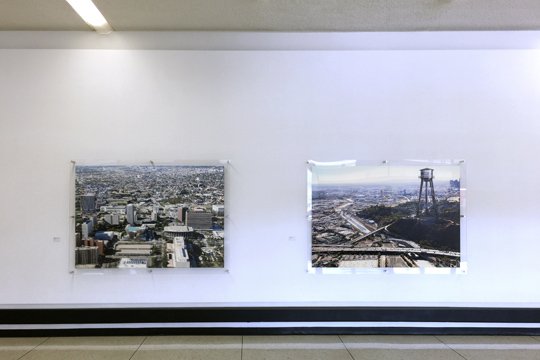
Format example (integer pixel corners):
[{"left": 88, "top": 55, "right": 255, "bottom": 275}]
[
  {"left": 336, "top": 204, "right": 393, "bottom": 242},
  {"left": 349, "top": 222, "right": 395, "bottom": 245},
  {"left": 340, "top": 211, "right": 371, "bottom": 234},
  {"left": 312, "top": 245, "right": 460, "bottom": 258}
]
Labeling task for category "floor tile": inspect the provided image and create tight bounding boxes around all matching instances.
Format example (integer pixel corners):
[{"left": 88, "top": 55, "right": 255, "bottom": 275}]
[
  {"left": 341, "top": 335, "right": 444, "bottom": 345},
  {"left": 19, "top": 336, "right": 144, "bottom": 360},
  {"left": 340, "top": 335, "right": 463, "bottom": 360},
  {"left": 0, "top": 337, "right": 47, "bottom": 360},
  {"left": 437, "top": 335, "right": 540, "bottom": 360},
  {"left": 437, "top": 336, "right": 539, "bottom": 345},
  {"left": 242, "top": 335, "right": 353, "bottom": 360},
  {"left": 449, "top": 349, "right": 540, "bottom": 360},
  {"left": 132, "top": 335, "right": 241, "bottom": 360},
  {"left": 6, "top": 334, "right": 540, "bottom": 360}
]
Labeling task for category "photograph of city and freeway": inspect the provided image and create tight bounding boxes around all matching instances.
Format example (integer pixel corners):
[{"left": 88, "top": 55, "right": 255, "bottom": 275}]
[
  {"left": 310, "top": 161, "right": 461, "bottom": 269},
  {"left": 74, "top": 164, "right": 224, "bottom": 269}
]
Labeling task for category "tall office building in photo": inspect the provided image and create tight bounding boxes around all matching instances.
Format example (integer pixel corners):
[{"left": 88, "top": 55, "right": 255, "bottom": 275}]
[
  {"left": 81, "top": 222, "right": 89, "bottom": 240},
  {"left": 212, "top": 205, "right": 224, "bottom": 216},
  {"left": 82, "top": 218, "right": 94, "bottom": 239},
  {"left": 126, "top": 204, "right": 136, "bottom": 225},
  {"left": 104, "top": 213, "right": 120, "bottom": 225},
  {"left": 75, "top": 247, "right": 99, "bottom": 265},
  {"left": 81, "top": 194, "right": 96, "bottom": 213},
  {"left": 186, "top": 210, "right": 213, "bottom": 230}
]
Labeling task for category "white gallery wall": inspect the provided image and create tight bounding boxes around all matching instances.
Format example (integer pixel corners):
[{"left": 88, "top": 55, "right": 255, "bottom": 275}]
[{"left": 1, "top": 32, "right": 540, "bottom": 307}]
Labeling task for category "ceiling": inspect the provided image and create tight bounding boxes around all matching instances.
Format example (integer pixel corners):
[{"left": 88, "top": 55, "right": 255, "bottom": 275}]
[{"left": 1, "top": 0, "right": 540, "bottom": 32}]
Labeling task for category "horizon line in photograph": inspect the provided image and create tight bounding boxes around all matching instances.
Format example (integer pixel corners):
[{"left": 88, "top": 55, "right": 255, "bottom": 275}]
[{"left": 311, "top": 164, "right": 460, "bottom": 185}]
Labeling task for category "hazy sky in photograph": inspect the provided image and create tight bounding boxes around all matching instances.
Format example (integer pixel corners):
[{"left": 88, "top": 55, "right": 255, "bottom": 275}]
[{"left": 311, "top": 164, "right": 460, "bottom": 185}]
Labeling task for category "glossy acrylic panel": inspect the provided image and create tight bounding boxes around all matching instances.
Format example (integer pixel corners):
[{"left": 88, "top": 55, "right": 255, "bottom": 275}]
[
  {"left": 307, "top": 160, "right": 467, "bottom": 275},
  {"left": 70, "top": 160, "right": 227, "bottom": 272}
]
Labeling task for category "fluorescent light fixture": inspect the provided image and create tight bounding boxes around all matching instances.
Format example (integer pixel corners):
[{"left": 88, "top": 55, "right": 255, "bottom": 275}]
[{"left": 66, "top": 0, "right": 112, "bottom": 34}]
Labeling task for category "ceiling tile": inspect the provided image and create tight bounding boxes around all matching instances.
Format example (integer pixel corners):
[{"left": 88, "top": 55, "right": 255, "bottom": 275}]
[
  {"left": 1, "top": 0, "right": 540, "bottom": 32},
  {"left": 0, "top": 0, "right": 89, "bottom": 30}
]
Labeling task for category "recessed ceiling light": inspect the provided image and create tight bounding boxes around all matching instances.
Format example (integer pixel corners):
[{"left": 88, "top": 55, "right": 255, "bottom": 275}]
[{"left": 66, "top": 0, "right": 112, "bottom": 34}]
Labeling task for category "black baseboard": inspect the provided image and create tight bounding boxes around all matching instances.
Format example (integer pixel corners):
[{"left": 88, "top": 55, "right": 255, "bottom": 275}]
[
  {"left": 0, "top": 306, "right": 538, "bottom": 336},
  {"left": 1, "top": 327, "right": 540, "bottom": 337},
  {"left": 2, "top": 306, "right": 540, "bottom": 324}
]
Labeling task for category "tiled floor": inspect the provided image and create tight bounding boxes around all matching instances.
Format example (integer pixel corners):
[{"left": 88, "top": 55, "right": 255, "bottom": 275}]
[{"left": 1, "top": 335, "right": 540, "bottom": 360}]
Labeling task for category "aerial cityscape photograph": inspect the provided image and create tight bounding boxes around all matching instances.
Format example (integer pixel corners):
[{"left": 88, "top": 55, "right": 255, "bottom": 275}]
[
  {"left": 310, "top": 162, "right": 461, "bottom": 269},
  {"left": 74, "top": 164, "right": 225, "bottom": 269}
]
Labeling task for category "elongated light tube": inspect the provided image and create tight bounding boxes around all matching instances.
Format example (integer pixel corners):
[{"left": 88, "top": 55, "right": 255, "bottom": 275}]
[{"left": 66, "top": 0, "right": 112, "bottom": 34}]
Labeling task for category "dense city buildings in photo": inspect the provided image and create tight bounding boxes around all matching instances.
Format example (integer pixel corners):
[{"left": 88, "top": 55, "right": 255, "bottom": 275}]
[
  {"left": 310, "top": 163, "right": 461, "bottom": 269},
  {"left": 75, "top": 164, "right": 225, "bottom": 269}
]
